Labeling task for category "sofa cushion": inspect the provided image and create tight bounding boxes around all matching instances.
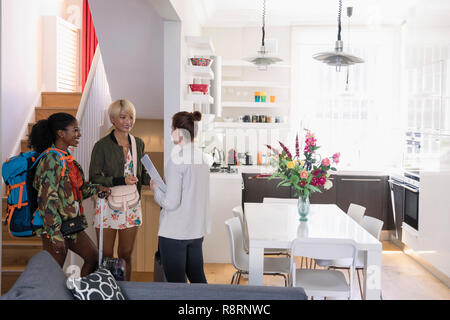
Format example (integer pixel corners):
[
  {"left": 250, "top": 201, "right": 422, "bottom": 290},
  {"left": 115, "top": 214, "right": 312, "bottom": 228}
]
[
  {"left": 1, "top": 250, "right": 74, "bottom": 300},
  {"left": 118, "top": 281, "right": 307, "bottom": 300},
  {"left": 68, "top": 268, "right": 126, "bottom": 300}
]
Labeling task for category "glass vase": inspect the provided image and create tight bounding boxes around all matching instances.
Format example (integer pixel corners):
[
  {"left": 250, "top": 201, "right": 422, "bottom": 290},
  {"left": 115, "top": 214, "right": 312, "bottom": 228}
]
[{"left": 297, "top": 195, "right": 310, "bottom": 222}]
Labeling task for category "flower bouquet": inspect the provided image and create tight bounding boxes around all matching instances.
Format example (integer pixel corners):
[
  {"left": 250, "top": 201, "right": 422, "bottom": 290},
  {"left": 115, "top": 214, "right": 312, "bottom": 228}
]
[{"left": 265, "top": 130, "right": 340, "bottom": 221}]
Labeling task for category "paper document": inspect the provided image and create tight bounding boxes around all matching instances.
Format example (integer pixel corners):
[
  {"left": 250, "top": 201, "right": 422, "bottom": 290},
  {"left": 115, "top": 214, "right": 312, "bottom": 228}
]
[{"left": 141, "top": 154, "right": 167, "bottom": 193}]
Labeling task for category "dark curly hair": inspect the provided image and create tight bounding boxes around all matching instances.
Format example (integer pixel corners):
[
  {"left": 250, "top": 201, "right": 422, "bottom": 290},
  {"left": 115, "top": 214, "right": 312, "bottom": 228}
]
[
  {"left": 172, "top": 111, "right": 202, "bottom": 141},
  {"left": 28, "top": 112, "right": 77, "bottom": 153}
]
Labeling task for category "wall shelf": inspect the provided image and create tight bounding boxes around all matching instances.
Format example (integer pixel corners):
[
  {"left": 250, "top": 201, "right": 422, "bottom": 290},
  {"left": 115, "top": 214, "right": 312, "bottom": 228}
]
[
  {"left": 185, "top": 94, "right": 214, "bottom": 104},
  {"left": 186, "top": 65, "right": 214, "bottom": 80},
  {"left": 222, "top": 81, "right": 290, "bottom": 89},
  {"left": 222, "top": 101, "right": 285, "bottom": 108},
  {"left": 185, "top": 36, "right": 215, "bottom": 55},
  {"left": 214, "top": 122, "right": 290, "bottom": 129}
]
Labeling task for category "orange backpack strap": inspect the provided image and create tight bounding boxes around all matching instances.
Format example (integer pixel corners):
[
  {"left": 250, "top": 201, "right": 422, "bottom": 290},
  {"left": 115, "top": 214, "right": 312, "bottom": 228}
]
[
  {"left": 9, "top": 182, "right": 26, "bottom": 209},
  {"left": 37, "top": 148, "right": 69, "bottom": 177}
]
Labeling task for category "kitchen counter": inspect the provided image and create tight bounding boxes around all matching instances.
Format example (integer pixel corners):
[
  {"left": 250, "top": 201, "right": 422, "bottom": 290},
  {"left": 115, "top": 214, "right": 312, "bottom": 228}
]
[{"left": 210, "top": 165, "right": 393, "bottom": 179}]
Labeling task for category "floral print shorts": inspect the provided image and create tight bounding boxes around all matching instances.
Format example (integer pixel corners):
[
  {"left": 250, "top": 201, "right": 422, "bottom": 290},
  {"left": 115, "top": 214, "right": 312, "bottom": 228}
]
[{"left": 94, "top": 198, "right": 142, "bottom": 230}]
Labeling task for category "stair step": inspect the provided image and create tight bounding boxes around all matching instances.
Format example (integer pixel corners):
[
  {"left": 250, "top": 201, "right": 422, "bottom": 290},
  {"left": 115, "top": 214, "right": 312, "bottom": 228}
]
[
  {"left": 1, "top": 271, "right": 22, "bottom": 295},
  {"left": 41, "top": 92, "right": 82, "bottom": 108},
  {"left": 2, "top": 265, "right": 26, "bottom": 272},
  {"left": 28, "top": 122, "right": 35, "bottom": 135},
  {"left": 2, "top": 222, "right": 42, "bottom": 243},
  {"left": 20, "top": 139, "right": 31, "bottom": 153},
  {"left": 2, "top": 242, "right": 42, "bottom": 266},
  {"left": 35, "top": 106, "right": 78, "bottom": 122}
]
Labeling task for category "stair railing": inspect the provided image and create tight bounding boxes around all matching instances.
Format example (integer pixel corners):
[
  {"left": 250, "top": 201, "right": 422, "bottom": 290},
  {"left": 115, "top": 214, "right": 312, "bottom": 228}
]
[{"left": 72, "top": 44, "right": 112, "bottom": 173}]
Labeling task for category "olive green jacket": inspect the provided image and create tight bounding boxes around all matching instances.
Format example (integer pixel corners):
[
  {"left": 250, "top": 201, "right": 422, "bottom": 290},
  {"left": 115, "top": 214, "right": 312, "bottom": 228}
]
[{"left": 89, "top": 131, "right": 150, "bottom": 196}]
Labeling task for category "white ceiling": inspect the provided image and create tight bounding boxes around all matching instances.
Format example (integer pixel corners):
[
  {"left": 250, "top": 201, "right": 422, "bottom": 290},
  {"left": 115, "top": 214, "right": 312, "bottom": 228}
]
[{"left": 193, "top": 0, "right": 450, "bottom": 28}]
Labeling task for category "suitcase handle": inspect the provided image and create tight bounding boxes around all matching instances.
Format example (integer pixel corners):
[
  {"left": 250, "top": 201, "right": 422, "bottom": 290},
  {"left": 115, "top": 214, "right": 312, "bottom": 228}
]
[{"left": 98, "top": 196, "right": 106, "bottom": 268}]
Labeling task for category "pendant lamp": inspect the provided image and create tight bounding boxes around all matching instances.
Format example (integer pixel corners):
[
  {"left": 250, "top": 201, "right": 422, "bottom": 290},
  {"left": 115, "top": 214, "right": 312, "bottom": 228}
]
[
  {"left": 244, "top": 0, "right": 282, "bottom": 70},
  {"left": 313, "top": 0, "right": 364, "bottom": 72}
]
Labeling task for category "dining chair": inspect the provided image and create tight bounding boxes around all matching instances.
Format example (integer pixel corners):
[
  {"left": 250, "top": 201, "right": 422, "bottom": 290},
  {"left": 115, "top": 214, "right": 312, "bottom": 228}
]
[
  {"left": 231, "top": 206, "right": 289, "bottom": 257},
  {"left": 315, "top": 216, "right": 384, "bottom": 299},
  {"left": 347, "top": 203, "right": 366, "bottom": 224},
  {"left": 289, "top": 238, "right": 357, "bottom": 300},
  {"left": 225, "top": 217, "right": 290, "bottom": 286}
]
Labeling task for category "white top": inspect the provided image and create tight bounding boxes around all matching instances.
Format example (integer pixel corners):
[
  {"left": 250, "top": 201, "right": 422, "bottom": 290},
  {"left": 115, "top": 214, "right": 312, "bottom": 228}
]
[
  {"left": 154, "top": 142, "right": 212, "bottom": 240},
  {"left": 244, "top": 203, "right": 382, "bottom": 251}
]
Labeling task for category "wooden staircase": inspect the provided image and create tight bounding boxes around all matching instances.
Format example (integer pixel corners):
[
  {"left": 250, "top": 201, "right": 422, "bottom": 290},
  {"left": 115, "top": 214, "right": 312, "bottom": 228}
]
[{"left": 1, "top": 92, "right": 81, "bottom": 294}]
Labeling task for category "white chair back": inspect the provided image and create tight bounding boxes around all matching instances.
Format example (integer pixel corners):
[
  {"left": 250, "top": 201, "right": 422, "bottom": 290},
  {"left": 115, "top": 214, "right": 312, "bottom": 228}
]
[
  {"left": 263, "top": 197, "right": 298, "bottom": 204},
  {"left": 290, "top": 238, "right": 357, "bottom": 298},
  {"left": 231, "top": 206, "right": 249, "bottom": 252},
  {"left": 290, "top": 238, "right": 357, "bottom": 262},
  {"left": 225, "top": 217, "right": 249, "bottom": 272},
  {"left": 347, "top": 203, "right": 366, "bottom": 224},
  {"left": 360, "top": 216, "right": 384, "bottom": 240}
]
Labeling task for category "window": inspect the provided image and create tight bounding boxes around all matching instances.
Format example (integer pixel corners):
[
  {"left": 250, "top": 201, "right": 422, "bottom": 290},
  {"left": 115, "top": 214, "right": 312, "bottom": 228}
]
[{"left": 290, "top": 26, "right": 403, "bottom": 170}]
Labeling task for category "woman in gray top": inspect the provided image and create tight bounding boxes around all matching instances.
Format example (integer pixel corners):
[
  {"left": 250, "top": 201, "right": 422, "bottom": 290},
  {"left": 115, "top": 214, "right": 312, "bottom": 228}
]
[{"left": 150, "top": 111, "right": 212, "bottom": 283}]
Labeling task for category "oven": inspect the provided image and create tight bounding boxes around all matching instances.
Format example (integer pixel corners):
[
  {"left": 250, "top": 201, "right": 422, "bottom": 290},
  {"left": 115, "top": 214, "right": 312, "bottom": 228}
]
[
  {"left": 403, "top": 181, "right": 419, "bottom": 231},
  {"left": 389, "top": 171, "right": 420, "bottom": 241}
]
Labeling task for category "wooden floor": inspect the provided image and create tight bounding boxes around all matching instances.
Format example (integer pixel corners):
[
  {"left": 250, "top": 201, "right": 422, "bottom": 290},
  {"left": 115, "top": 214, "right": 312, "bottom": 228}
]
[{"left": 131, "top": 241, "right": 450, "bottom": 300}]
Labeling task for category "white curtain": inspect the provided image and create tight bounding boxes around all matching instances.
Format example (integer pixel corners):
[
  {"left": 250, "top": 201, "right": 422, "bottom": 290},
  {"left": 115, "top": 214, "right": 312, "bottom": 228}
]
[{"left": 290, "top": 26, "right": 403, "bottom": 170}]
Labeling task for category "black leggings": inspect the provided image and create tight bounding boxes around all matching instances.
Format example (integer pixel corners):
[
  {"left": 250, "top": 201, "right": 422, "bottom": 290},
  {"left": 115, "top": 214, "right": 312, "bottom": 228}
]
[{"left": 158, "top": 236, "right": 207, "bottom": 284}]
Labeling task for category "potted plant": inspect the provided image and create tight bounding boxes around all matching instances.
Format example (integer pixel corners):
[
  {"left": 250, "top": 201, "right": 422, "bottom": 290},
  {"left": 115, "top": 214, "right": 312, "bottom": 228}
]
[{"left": 266, "top": 130, "right": 340, "bottom": 221}]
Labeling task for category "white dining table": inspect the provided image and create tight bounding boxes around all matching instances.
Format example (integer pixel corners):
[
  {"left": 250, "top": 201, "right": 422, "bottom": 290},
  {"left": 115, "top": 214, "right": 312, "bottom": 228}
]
[{"left": 244, "top": 203, "right": 383, "bottom": 300}]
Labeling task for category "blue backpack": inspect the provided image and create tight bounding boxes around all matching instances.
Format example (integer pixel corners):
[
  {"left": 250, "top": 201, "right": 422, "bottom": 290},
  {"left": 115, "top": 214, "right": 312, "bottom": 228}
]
[{"left": 2, "top": 148, "right": 68, "bottom": 237}]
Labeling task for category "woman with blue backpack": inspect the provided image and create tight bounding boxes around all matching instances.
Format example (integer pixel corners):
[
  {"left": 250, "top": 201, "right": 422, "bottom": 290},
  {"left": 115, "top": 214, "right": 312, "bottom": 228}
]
[{"left": 28, "top": 112, "right": 110, "bottom": 276}]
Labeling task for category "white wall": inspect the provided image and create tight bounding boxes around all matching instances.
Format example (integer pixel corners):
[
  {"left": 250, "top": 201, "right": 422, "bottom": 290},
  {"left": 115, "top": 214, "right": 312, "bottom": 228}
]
[
  {"left": 169, "top": 0, "right": 203, "bottom": 113},
  {"left": 1, "top": 0, "right": 48, "bottom": 160},
  {"left": 88, "top": 0, "right": 165, "bottom": 119},
  {"left": 0, "top": 0, "right": 73, "bottom": 160}
]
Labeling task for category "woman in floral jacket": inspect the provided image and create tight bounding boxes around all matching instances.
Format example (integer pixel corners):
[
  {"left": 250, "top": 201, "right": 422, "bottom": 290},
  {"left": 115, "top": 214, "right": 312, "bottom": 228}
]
[{"left": 29, "top": 112, "right": 110, "bottom": 276}]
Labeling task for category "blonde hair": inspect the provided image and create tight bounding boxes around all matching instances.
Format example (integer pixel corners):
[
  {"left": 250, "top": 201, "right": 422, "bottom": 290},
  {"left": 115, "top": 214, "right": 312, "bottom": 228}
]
[{"left": 108, "top": 99, "right": 136, "bottom": 125}]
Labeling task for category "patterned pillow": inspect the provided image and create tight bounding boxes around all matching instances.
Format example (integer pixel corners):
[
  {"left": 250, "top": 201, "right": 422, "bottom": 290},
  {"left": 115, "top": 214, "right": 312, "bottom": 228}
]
[{"left": 67, "top": 268, "right": 126, "bottom": 300}]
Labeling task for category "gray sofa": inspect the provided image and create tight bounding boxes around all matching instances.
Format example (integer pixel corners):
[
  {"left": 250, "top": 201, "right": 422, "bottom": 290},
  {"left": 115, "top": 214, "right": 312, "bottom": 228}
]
[{"left": 1, "top": 251, "right": 307, "bottom": 300}]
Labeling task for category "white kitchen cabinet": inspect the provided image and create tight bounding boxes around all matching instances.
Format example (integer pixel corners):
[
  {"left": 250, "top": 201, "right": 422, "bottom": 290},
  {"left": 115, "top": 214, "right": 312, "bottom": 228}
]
[{"left": 203, "top": 173, "right": 242, "bottom": 263}]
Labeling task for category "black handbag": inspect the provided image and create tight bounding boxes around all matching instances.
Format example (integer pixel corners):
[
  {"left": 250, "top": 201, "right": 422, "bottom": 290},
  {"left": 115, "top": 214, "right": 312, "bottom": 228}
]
[{"left": 60, "top": 215, "right": 85, "bottom": 237}]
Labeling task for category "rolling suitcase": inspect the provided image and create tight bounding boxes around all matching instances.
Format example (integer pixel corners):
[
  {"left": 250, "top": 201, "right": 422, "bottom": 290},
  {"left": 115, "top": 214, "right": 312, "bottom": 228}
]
[
  {"left": 153, "top": 249, "right": 167, "bottom": 282},
  {"left": 98, "top": 192, "right": 126, "bottom": 281}
]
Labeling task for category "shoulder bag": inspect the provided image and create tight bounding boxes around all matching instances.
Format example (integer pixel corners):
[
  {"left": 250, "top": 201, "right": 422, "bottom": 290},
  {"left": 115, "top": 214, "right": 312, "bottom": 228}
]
[{"left": 107, "top": 135, "right": 140, "bottom": 212}]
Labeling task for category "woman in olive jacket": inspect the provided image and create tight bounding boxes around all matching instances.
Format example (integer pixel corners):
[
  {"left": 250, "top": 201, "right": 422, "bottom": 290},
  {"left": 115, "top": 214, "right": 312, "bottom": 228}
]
[{"left": 89, "top": 99, "right": 150, "bottom": 280}]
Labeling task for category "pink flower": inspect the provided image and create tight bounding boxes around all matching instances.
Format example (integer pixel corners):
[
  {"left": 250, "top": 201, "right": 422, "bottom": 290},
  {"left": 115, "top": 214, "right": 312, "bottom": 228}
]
[
  {"left": 300, "top": 181, "right": 306, "bottom": 187},
  {"left": 300, "top": 170, "right": 308, "bottom": 179},
  {"left": 319, "top": 177, "right": 326, "bottom": 185},
  {"left": 333, "top": 152, "right": 340, "bottom": 164},
  {"left": 322, "top": 158, "right": 330, "bottom": 167}
]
